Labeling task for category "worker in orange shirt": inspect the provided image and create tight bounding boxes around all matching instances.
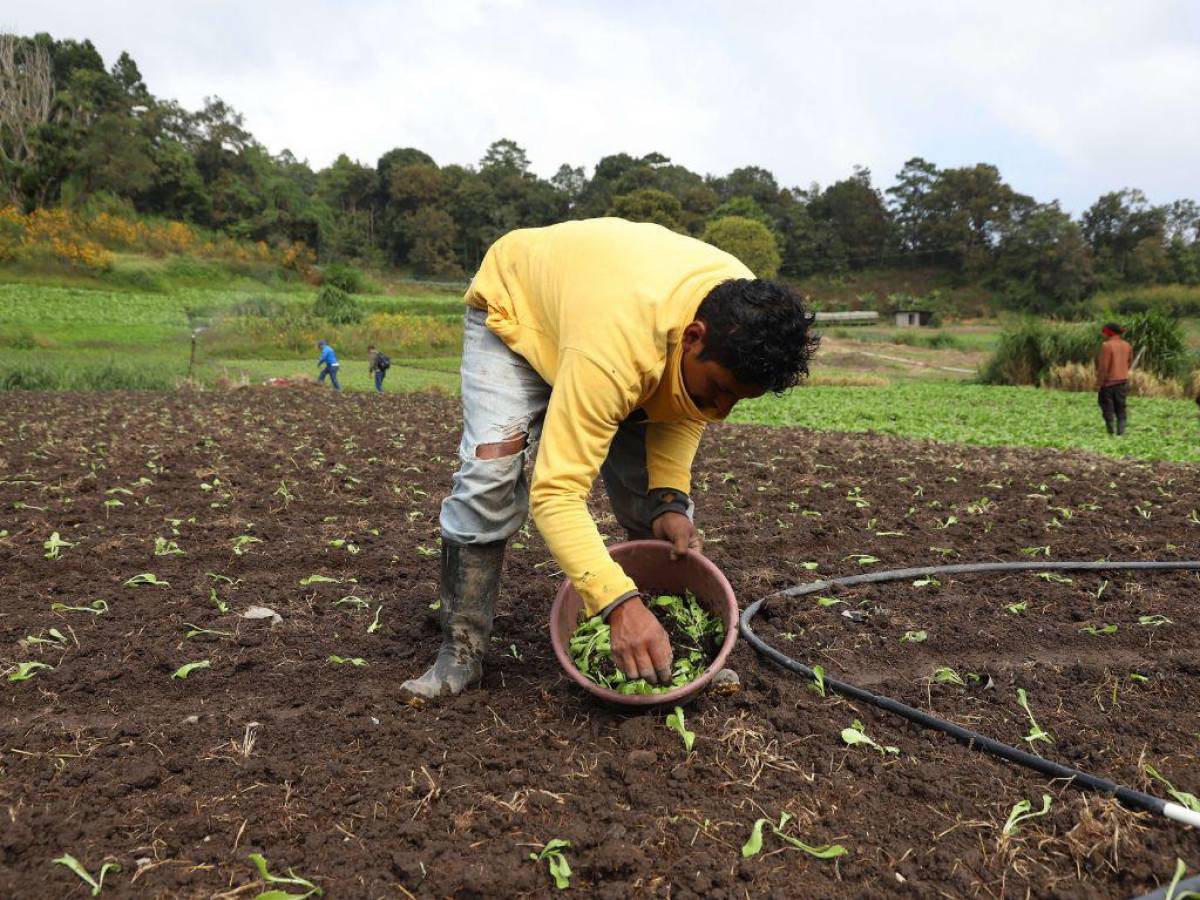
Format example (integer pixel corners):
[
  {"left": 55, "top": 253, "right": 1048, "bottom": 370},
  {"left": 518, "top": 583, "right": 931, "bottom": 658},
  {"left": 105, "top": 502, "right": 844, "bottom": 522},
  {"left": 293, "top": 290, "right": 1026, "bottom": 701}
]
[{"left": 1096, "top": 322, "right": 1133, "bottom": 435}]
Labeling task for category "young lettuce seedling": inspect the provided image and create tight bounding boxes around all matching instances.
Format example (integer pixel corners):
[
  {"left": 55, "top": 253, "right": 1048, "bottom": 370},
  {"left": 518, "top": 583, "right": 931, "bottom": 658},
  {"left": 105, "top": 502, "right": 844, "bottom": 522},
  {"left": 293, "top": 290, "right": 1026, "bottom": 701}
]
[
  {"left": 1001, "top": 794, "right": 1052, "bottom": 837},
  {"left": 51, "top": 853, "right": 121, "bottom": 896},
  {"left": 900, "top": 630, "right": 928, "bottom": 643},
  {"left": 931, "top": 667, "right": 965, "bottom": 686},
  {"left": 247, "top": 852, "right": 322, "bottom": 899},
  {"left": 43, "top": 531, "right": 74, "bottom": 560},
  {"left": 8, "top": 661, "right": 53, "bottom": 682},
  {"left": 810, "top": 664, "right": 827, "bottom": 697},
  {"left": 172, "top": 660, "right": 210, "bottom": 679},
  {"left": 124, "top": 573, "right": 169, "bottom": 588},
  {"left": 232, "top": 535, "right": 263, "bottom": 556},
  {"left": 367, "top": 606, "right": 383, "bottom": 634},
  {"left": 841, "top": 719, "right": 899, "bottom": 755},
  {"left": 665, "top": 706, "right": 695, "bottom": 753},
  {"left": 26, "top": 628, "right": 67, "bottom": 646},
  {"left": 327, "top": 655, "right": 367, "bottom": 667},
  {"left": 1016, "top": 688, "right": 1053, "bottom": 748},
  {"left": 741, "top": 812, "right": 847, "bottom": 860},
  {"left": 51, "top": 600, "right": 109, "bottom": 615},
  {"left": 1145, "top": 765, "right": 1200, "bottom": 813},
  {"left": 153, "top": 537, "right": 184, "bottom": 556},
  {"left": 1080, "top": 624, "right": 1118, "bottom": 636},
  {"left": 528, "top": 839, "right": 572, "bottom": 890}
]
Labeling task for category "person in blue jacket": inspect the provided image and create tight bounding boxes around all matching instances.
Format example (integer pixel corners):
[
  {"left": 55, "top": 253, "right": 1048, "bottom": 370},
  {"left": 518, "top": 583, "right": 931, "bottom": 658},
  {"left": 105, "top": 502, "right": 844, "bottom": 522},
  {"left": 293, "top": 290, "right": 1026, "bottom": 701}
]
[{"left": 317, "top": 340, "right": 341, "bottom": 391}]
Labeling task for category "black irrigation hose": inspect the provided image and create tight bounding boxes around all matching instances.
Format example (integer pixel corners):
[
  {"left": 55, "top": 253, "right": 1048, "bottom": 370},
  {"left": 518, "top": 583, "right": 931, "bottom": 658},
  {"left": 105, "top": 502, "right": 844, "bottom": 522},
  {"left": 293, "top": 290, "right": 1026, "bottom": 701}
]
[{"left": 739, "top": 560, "right": 1200, "bottom": 830}]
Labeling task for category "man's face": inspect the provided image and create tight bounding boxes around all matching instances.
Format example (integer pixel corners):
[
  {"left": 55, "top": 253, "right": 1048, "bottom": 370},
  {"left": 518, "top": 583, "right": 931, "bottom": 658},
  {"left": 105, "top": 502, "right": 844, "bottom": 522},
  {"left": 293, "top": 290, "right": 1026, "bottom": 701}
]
[{"left": 680, "top": 321, "right": 766, "bottom": 418}]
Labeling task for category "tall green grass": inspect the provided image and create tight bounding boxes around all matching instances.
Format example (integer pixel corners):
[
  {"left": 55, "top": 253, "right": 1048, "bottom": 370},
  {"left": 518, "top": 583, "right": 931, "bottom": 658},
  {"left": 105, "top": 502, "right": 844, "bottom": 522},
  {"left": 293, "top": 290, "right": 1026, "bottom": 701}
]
[{"left": 0, "top": 360, "right": 179, "bottom": 390}]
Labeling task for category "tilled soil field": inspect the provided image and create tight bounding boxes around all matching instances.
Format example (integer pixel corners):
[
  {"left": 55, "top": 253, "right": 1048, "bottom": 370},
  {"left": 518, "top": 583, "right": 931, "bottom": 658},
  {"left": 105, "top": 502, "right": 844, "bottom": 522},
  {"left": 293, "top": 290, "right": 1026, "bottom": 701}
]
[{"left": 1, "top": 389, "right": 1198, "bottom": 899}]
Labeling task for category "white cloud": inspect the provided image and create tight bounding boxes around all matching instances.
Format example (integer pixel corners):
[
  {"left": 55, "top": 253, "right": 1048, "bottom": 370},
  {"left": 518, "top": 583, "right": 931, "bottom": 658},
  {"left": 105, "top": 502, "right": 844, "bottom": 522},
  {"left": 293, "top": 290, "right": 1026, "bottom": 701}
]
[{"left": 9, "top": 0, "right": 1200, "bottom": 212}]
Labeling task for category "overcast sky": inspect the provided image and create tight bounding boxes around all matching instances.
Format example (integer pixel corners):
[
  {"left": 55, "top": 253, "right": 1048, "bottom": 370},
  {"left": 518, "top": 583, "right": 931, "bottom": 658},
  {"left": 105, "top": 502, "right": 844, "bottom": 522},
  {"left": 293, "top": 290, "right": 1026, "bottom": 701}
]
[{"left": 10, "top": 1, "right": 1200, "bottom": 213}]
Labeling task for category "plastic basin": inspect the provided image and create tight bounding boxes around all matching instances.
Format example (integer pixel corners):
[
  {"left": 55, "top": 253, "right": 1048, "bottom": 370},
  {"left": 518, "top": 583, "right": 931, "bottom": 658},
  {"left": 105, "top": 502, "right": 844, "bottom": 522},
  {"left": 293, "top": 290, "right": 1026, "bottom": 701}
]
[{"left": 549, "top": 540, "right": 739, "bottom": 708}]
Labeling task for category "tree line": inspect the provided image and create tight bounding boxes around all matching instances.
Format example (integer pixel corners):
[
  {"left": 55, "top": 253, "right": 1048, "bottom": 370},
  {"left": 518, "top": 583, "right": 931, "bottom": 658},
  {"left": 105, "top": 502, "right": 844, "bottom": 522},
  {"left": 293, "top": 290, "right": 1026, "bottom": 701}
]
[{"left": 3, "top": 32, "right": 1199, "bottom": 312}]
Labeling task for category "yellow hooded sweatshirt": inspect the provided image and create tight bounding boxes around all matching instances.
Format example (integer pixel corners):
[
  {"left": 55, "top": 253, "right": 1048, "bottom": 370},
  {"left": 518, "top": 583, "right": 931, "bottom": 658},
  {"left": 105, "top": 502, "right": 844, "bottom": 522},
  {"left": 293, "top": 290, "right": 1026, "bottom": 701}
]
[{"left": 465, "top": 218, "right": 753, "bottom": 616}]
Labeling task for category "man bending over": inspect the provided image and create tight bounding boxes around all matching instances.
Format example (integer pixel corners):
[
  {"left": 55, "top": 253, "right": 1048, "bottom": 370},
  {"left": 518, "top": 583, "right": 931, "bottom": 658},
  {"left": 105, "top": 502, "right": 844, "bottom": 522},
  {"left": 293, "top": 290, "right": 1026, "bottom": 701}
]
[{"left": 401, "top": 218, "right": 818, "bottom": 699}]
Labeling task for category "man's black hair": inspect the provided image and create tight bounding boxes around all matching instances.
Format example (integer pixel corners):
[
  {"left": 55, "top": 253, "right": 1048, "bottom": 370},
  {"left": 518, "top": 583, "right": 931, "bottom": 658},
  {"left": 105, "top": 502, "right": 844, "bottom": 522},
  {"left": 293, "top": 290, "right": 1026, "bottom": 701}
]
[{"left": 695, "top": 278, "right": 820, "bottom": 392}]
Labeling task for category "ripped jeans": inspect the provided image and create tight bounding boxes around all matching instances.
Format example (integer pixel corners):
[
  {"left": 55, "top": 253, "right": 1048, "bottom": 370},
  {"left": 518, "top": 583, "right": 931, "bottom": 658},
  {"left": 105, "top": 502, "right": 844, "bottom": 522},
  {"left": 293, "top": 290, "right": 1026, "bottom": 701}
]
[{"left": 439, "top": 307, "right": 670, "bottom": 545}]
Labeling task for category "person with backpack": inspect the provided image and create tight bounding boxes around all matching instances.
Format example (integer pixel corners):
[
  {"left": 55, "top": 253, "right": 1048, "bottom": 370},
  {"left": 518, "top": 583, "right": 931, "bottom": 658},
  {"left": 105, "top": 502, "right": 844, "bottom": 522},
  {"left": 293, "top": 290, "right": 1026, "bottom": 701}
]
[
  {"left": 368, "top": 345, "right": 391, "bottom": 393},
  {"left": 317, "top": 339, "right": 341, "bottom": 391}
]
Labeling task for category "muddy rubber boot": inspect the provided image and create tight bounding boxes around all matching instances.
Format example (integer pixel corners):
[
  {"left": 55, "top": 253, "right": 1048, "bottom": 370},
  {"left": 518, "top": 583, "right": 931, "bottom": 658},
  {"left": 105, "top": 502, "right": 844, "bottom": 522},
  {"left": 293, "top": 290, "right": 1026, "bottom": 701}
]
[{"left": 400, "top": 540, "right": 505, "bottom": 700}]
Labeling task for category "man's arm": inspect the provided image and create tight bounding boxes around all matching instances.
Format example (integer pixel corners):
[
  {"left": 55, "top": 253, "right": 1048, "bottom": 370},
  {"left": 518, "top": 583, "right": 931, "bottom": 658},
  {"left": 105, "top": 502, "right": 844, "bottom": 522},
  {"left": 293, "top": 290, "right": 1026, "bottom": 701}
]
[
  {"left": 644, "top": 420, "right": 706, "bottom": 558},
  {"left": 529, "top": 350, "right": 673, "bottom": 683},
  {"left": 1096, "top": 343, "right": 1111, "bottom": 386}
]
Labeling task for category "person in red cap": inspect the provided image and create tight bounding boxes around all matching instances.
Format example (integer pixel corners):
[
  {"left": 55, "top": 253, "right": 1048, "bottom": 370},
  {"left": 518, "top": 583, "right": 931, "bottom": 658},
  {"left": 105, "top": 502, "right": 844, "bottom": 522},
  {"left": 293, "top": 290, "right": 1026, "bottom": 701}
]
[{"left": 1096, "top": 323, "right": 1133, "bottom": 435}]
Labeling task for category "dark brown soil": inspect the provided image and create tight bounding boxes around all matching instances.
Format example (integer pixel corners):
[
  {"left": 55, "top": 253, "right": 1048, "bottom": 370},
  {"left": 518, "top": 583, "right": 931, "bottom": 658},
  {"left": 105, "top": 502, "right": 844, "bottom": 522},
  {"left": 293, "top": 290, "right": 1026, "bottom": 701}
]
[{"left": 1, "top": 389, "right": 1198, "bottom": 899}]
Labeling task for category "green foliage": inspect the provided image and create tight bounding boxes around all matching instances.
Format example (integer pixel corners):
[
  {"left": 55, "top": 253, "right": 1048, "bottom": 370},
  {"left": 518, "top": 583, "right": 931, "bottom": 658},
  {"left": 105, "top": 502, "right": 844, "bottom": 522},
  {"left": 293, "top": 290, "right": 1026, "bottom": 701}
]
[
  {"left": 741, "top": 812, "right": 847, "bottom": 860},
  {"left": 1001, "top": 794, "right": 1052, "bottom": 837},
  {"left": 1123, "top": 311, "right": 1189, "bottom": 379},
  {"left": 312, "top": 284, "right": 362, "bottom": 325},
  {"left": 528, "top": 839, "right": 572, "bottom": 890},
  {"left": 568, "top": 592, "right": 725, "bottom": 695},
  {"left": 8, "top": 660, "right": 53, "bottom": 681},
  {"left": 665, "top": 706, "right": 695, "bottom": 753},
  {"left": 51, "top": 853, "right": 121, "bottom": 896},
  {"left": 171, "top": 660, "right": 210, "bottom": 679},
  {"left": 247, "top": 852, "right": 322, "bottom": 899},
  {"left": 840, "top": 719, "right": 899, "bottom": 755},
  {"left": 701, "top": 216, "right": 781, "bottom": 278},
  {"left": 320, "top": 262, "right": 367, "bottom": 294}
]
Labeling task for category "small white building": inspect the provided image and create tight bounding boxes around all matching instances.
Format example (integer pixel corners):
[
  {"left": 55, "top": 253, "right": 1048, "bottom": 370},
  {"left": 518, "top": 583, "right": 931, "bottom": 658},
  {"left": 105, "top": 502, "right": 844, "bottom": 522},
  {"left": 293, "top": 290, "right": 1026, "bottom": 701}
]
[{"left": 894, "top": 310, "right": 933, "bottom": 327}]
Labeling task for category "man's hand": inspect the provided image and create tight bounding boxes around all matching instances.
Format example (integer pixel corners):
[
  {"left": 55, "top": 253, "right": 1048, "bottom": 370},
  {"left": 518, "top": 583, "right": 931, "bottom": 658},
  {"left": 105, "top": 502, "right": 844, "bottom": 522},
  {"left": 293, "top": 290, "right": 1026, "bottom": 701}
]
[
  {"left": 608, "top": 596, "right": 673, "bottom": 684},
  {"left": 652, "top": 511, "right": 702, "bottom": 560}
]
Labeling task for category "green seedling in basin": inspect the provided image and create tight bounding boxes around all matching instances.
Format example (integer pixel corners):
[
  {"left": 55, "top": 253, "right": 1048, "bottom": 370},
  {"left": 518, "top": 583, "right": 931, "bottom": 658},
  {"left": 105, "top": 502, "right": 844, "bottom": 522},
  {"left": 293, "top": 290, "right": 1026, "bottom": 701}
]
[
  {"left": 52, "top": 599, "right": 108, "bottom": 615},
  {"left": 1081, "top": 624, "right": 1118, "bottom": 636},
  {"left": 327, "top": 655, "right": 367, "bottom": 667},
  {"left": 51, "top": 853, "right": 121, "bottom": 896},
  {"left": 569, "top": 592, "right": 724, "bottom": 696},
  {"left": 124, "top": 573, "right": 168, "bottom": 588},
  {"left": 8, "top": 661, "right": 53, "bottom": 682},
  {"left": 1145, "top": 765, "right": 1200, "bottom": 813},
  {"left": 172, "top": 660, "right": 210, "bottom": 679},
  {"left": 741, "top": 812, "right": 847, "bottom": 860},
  {"left": 1017, "top": 688, "right": 1052, "bottom": 748},
  {"left": 841, "top": 719, "right": 898, "bottom": 755},
  {"left": 247, "top": 852, "right": 322, "bottom": 899},
  {"left": 665, "top": 706, "right": 695, "bottom": 753},
  {"left": 528, "top": 839, "right": 572, "bottom": 890},
  {"left": 1001, "top": 794, "right": 1052, "bottom": 837},
  {"left": 43, "top": 531, "right": 74, "bottom": 560}
]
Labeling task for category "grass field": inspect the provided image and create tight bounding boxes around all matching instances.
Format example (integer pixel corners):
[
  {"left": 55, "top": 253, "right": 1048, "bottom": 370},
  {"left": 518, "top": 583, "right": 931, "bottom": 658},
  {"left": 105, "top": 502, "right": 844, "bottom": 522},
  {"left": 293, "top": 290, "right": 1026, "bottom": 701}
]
[{"left": 4, "top": 259, "right": 1200, "bottom": 462}]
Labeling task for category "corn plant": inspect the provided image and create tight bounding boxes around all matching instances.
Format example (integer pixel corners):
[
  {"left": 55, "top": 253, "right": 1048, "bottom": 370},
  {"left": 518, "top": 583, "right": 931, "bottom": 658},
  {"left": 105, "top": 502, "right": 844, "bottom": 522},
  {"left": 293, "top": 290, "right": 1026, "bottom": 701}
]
[
  {"left": 741, "top": 812, "right": 846, "bottom": 860},
  {"left": 51, "top": 853, "right": 121, "bottom": 896},
  {"left": 528, "top": 839, "right": 572, "bottom": 890}
]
